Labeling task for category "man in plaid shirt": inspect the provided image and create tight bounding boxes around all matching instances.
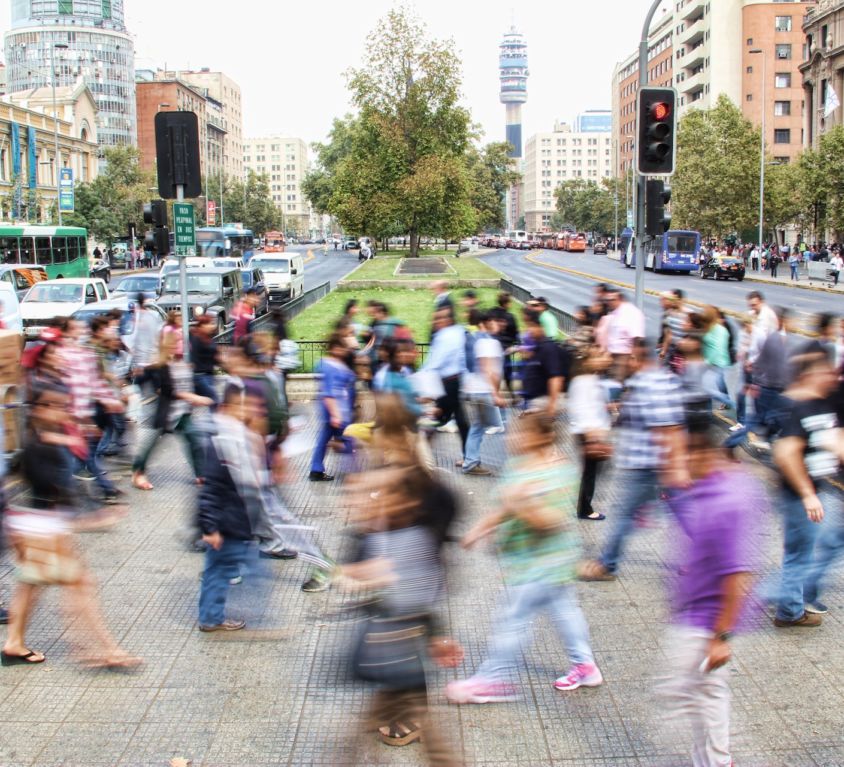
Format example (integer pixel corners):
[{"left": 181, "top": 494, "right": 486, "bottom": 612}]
[
  {"left": 581, "top": 339, "right": 688, "bottom": 580},
  {"left": 63, "top": 318, "right": 124, "bottom": 503}
]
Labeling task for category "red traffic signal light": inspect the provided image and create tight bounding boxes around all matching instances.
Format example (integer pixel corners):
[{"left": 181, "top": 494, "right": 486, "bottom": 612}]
[
  {"left": 651, "top": 102, "right": 670, "bottom": 121},
  {"left": 637, "top": 87, "right": 677, "bottom": 176}
]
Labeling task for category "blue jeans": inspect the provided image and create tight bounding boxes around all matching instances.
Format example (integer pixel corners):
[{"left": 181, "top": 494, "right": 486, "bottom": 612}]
[
  {"left": 78, "top": 435, "right": 116, "bottom": 494},
  {"left": 703, "top": 367, "right": 734, "bottom": 410},
  {"left": 775, "top": 488, "right": 829, "bottom": 622},
  {"left": 476, "top": 581, "right": 594, "bottom": 682},
  {"left": 801, "top": 486, "right": 844, "bottom": 608},
  {"left": 310, "top": 419, "right": 351, "bottom": 474},
  {"left": 790, "top": 263, "right": 799, "bottom": 280},
  {"left": 193, "top": 373, "right": 218, "bottom": 407},
  {"left": 463, "top": 395, "right": 502, "bottom": 472},
  {"left": 198, "top": 538, "right": 257, "bottom": 626},
  {"left": 724, "top": 386, "right": 786, "bottom": 449},
  {"left": 600, "top": 468, "right": 661, "bottom": 574}
]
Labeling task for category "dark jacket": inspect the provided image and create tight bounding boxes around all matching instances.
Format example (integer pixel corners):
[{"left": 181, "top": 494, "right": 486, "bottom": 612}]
[
  {"left": 196, "top": 437, "right": 255, "bottom": 541},
  {"left": 490, "top": 306, "right": 519, "bottom": 350}
]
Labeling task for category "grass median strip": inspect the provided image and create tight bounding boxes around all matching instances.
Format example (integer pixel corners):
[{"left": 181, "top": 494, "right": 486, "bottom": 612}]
[{"left": 349, "top": 254, "right": 502, "bottom": 282}]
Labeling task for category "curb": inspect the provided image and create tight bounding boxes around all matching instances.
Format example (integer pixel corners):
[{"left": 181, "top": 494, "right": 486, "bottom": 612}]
[{"left": 524, "top": 252, "right": 814, "bottom": 338}]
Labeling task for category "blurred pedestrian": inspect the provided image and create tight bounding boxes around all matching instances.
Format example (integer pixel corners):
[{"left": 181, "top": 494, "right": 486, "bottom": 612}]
[
  {"left": 3, "top": 385, "right": 139, "bottom": 669},
  {"left": 447, "top": 413, "right": 603, "bottom": 703},
  {"left": 232, "top": 288, "right": 261, "bottom": 344},
  {"left": 602, "top": 288, "right": 646, "bottom": 380},
  {"left": 489, "top": 292, "right": 519, "bottom": 397},
  {"left": 580, "top": 339, "right": 687, "bottom": 580},
  {"left": 344, "top": 464, "right": 462, "bottom": 763},
  {"left": 519, "top": 311, "right": 564, "bottom": 416},
  {"left": 309, "top": 333, "right": 356, "bottom": 481},
  {"left": 568, "top": 347, "right": 612, "bottom": 520},
  {"left": 772, "top": 351, "right": 843, "bottom": 626},
  {"left": 131, "top": 333, "right": 212, "bottom": 491},
  {"left": 660, "top": 403, "right": 765, "bottom": 767},
  {"left": 190, "top": 313, "right": 219, "bottom": 406}
]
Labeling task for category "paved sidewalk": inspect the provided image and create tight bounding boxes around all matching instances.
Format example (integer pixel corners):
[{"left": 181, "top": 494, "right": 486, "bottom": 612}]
[
  {"left": 741, "top": 266, "right": 843, "bottom": 294},
  {"left": 1, "top": 406, "right": 843, "bottom": 766}
]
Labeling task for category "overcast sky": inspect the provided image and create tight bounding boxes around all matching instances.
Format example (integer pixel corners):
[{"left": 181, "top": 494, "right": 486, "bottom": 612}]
[{"left": 1, "top": 0, "right": 671, "bottom": 150}]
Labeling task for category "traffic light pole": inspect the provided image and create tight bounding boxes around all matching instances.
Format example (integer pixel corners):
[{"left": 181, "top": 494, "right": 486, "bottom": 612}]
[
  {"left": 635, "top": 0, "right": 664, "bottom": 312},
  {"left": 177, "top": 183, "right": 191, "bottom": 363}
]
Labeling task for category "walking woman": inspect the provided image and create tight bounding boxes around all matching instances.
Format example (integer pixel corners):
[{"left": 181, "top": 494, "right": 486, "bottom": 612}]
[
  {"left": 3, "top": 385, "right": 140, "bottom": 668},
  {"left": 131, "top": 333, "right": 213, "bottom": 491},
  {"left": 567, "top": 348, "right": 611, "bottom": 520},
  {"left": 701, "top": 305, "right": 735, "bottom": 411},
  {"left": 190, "top": 313, "right": 219, "bottom": 406}
]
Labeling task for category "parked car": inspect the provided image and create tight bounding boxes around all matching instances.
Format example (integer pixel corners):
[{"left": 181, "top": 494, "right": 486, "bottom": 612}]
[
  {"left": 156, "top": 267, "right": 243, "bottom": 335},
  {"left": 344, "top": 238, "right": 359, "bottom": 250},
  {"left": 240, "top": 266, "right": 269, "bottom": 316},
  {"left": 112, "top": 274, "right": 161, "bottom": 301},
  {"left": 593, "top": 241, "right": 608, "bottom": 255},
  {"left": 700, "top": 255, "right": 745, "bottom": 281},
  {"left": 20, "top": 278, "right": 110, "bottom": 340},
  {"left": 0, "top": 265, "right": 48, "bottom": 300},
  {"left": 89, "top": 258, "right": 112, "bottom": 284}
]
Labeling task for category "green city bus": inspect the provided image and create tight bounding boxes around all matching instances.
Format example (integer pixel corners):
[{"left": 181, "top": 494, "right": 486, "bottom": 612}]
[{"left": 0, "top": 225, "right": 89, "bottom": 279}]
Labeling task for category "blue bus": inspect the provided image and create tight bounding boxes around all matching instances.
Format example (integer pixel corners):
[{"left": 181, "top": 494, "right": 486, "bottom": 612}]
[
  {"left": 195, "top": 226, "right": 256, "bottom": 261},
  {"left": 623, "top": 229, "right": 701, "bottom": 273}
]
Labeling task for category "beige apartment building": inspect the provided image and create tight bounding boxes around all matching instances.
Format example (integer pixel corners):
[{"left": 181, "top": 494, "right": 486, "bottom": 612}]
[
  {"left": 160, "top": 69, "right": 244, "bottom": 181},
  {"left": 243, "top": 136, "right": 310, "bottom": 235},
  {"left": 522, "top": 121, "right": 613, "bottom": 232},
  {"left": 612, "top": 0, "right": 814, "bottom": 174}
]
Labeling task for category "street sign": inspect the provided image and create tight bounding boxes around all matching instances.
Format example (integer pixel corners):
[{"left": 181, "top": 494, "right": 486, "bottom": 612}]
[
  {"left": 626, "top": 210, "right": 634, "bottom": 228},
  {"left": 207, "top": 200, "right": 216, "bottom": 226},
  {"left": 173, "top": 202, "right": 196, "bottom": 256},
  {"left": 59, "top": 167, "right": 74, "bottom": 213}
]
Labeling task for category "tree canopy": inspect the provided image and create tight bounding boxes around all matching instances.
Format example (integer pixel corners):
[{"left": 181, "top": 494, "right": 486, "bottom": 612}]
[{"left": 552, "top": 178, "right": 618, "bottom": 234}]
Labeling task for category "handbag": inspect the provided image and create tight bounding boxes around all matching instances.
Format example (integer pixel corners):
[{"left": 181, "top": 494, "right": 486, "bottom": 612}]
[
  {"left": 583, "top": 431, "right": 613, "bottom": 462},
  {"left": 5, "top": 507, "right": 83, "bottom": 586},
  {"left": 352, "top": 612, "right": 430, "bottom": 689}
]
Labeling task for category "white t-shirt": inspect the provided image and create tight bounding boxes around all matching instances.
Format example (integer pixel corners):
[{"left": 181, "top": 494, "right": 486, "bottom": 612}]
[
  {"left": 567, "top": 374, "right": 611, "bottom": 434},
  {"left": 462, "top": 336, "right": 503, "bottom": 394}
]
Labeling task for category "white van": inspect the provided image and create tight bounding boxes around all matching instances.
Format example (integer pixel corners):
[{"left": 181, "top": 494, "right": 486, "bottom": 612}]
[
  {"left": 0, "top": 282, "right": 22, "bottom": 334},
  {"left": 250, "top": 253, "right": 305, "bottom": 303}
]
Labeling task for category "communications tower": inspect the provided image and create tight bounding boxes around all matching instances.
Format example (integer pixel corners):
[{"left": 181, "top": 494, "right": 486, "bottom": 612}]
[{"left": 499, "top": 26, "right": 529, "bottom": 159}]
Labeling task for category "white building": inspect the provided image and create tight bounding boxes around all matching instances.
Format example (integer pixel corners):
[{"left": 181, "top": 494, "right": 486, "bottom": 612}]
[
  {"left": 243, "top": 135, "right": 310, "bottom": 236},
  {"left": 523, "top": 121, "right": 613, "bottom": 232}
]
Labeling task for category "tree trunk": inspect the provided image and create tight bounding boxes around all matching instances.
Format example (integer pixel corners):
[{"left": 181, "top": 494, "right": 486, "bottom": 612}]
[{"left": 409, "top": 230, "right": 420, "bottom": 258}]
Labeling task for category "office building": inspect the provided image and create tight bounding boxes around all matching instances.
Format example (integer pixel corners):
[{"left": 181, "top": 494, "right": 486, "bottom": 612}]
[
  {"left": 800, "top": 0, "right": 844, "bottom": 148},
  {"left": 522, "top": 121, "right": 613, "bottom": 232},
  {"left": 4, "top": 0, "right": 136, "bottom": 149},
  {"left": 611, "top": 1, "right": 813, "bottom": 174},
  {"left": 167, "top": 69, "right": 244, "bottom": 181},
  {"left": 243, "top": 136, "right": 310, "bottom": 235}
]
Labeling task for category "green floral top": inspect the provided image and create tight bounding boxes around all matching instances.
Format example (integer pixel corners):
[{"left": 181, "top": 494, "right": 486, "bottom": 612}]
[{"left": 495, "top": 454, "right": 581, "bottom": 586}]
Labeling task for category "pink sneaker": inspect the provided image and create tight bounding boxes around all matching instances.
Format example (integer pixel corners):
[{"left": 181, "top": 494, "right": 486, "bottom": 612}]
[
  {"left": 445, "top": 677, "right": 518, "bottom": 704},
  {"left": 553, "top": 662, "right": 603, "bottom": 691}
]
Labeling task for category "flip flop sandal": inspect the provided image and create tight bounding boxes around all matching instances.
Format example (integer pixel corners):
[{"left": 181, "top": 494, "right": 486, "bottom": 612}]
[
  {"left": 1, "top": 650, "right": 46, "bottom": 666},
  {"left": 132, "top": 477, "right": 154, "bottom": 491},
  {"left": 378, "top": 721, "right": 423, "bottom": 747}
]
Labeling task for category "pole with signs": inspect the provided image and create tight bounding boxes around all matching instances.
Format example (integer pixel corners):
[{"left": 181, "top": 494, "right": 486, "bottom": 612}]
[
  {"left": 207, "top": 200, "right": 216, "bottom": 227},
  {"left": 173, "top": 198, "right": 195, "bottom": 360},
  {"left": 58, "top": 167, "right": 74, "bottom": 213}
]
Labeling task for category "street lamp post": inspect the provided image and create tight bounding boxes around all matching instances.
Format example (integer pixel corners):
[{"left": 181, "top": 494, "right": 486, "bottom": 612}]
[
  {"left": 50, "top": 43, "right": 68, "bottom": 226},
  {"left": 750, "top": 49, "right": 766, "bottom": 255}
]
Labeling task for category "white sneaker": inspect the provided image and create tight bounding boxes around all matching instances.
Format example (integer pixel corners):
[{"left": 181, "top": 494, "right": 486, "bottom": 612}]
[
  {"left": 729, "top": 423, "right": 745, "bottom": 433},
  {"left": 485, "top": 426, "right": 505, "bottom": 435},
  {"left": 437, "top": 420, "right": 459, "bottom": 433}
]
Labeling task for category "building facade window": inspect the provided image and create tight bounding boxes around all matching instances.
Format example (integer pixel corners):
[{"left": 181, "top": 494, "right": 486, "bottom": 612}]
[
  {"left": 59, "top": 0, "right": 73, "bottom": 14},
  {"left": 774, "top": 100, "right": 791, "bottom": 116},
  {"left": 775, "top": 16, "right": 792, "bottom": 32},
  {"left": 773, "top": 129, "right": 791, "bottom": 144},
  {"left": 775, "top": 44, "right": 792, "bottom": 60},
  {"left": 102, "top": 0, "right": 111, "bottom": 19},
  {"left": 775, "top": 73, "right": 791, "bottom": 88}
]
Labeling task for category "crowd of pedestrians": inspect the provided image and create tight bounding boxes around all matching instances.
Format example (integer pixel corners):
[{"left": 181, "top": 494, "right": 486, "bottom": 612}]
[
  {"left": 1, "top": 273, "right": 843, "bottom": 767},
  {"left": 703, "top": 239, "right": 844, "bottom": 285}
]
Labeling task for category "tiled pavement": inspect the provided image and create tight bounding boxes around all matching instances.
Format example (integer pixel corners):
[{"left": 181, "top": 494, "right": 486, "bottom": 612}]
[{"left": 1, "top": 405, "right": 843, "bottom": 766}]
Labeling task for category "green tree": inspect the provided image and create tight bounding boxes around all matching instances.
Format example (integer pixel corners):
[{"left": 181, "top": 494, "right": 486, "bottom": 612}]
[
  {"left": 764, "top": 160, "right": 804, "bottom": 241},
  {"left": 465, "top": 141, "right": 521, "bottom": 232},
  {"left": 64, "top": 146, "right": 154, "bottom": 244},
  {"left": 671, "top": 95, "right": 760, "bottom": 237},
  {"left": 552, "top": 178, "right": 615, "bottom": 234}
]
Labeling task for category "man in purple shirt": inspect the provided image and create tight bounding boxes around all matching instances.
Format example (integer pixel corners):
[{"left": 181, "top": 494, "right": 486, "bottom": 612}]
[{"left": 661, "top": 404, "right": 766, "bottom": 767}]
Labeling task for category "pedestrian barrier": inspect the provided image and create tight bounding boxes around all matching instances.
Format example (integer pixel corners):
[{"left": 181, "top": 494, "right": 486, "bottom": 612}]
[
  {"left": 498, "top": 278, "right": 577, "bottom": 335},
  {"left": 807, "top": 261, "right": 838, "bottom": 285}
]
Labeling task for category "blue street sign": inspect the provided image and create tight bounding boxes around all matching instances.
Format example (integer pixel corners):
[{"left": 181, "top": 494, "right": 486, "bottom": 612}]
[{"left": 59, "top": 167, "right": 74, "bottom": 213}]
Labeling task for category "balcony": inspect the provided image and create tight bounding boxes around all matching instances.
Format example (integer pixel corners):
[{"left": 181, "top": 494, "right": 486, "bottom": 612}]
[
  {"left": 678, "top": 16, "right": 706, "bottom": 47},
  {"left": 677, "top": 39, "right": 706, "bottom": 71},
  {"left": 678, "top": 69, "right": 705, "bottom": 96},
  {"left": 679, "top": 0, "right": 705, "bottom": 22}
]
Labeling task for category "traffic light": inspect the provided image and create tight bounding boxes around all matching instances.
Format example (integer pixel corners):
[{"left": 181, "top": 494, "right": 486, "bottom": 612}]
[
  {"left": 143, "top": 200, "right": 168, "bottom": 228},
  {"left": 154, "top": 111, "right": 202, "bottom": 199},
  {"left": 646, "top": 179, "right": 672, "bottom": 236},
  {"left": 143, "top": 200, "right": 170, "bottom": 257},
  {"left": 636, "top": 86, "right": 677, "bottom": 176}
]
